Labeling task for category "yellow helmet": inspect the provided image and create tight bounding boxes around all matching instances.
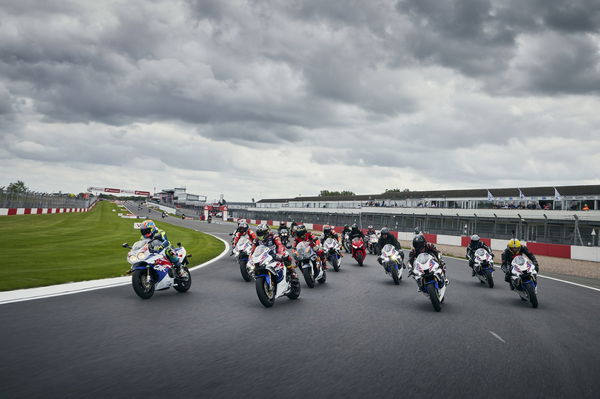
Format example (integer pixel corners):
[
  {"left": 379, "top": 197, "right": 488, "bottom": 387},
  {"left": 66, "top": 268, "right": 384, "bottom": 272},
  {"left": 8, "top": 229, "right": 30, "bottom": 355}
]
[{"left": 507, "top": 239, "right": 522, "bottom": 253}]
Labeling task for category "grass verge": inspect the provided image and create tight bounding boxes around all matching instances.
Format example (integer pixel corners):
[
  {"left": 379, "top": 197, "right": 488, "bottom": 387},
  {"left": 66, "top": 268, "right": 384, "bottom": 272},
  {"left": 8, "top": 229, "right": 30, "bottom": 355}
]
[{"left": 0, "top": 201, "right": 225, "bottom": 291}]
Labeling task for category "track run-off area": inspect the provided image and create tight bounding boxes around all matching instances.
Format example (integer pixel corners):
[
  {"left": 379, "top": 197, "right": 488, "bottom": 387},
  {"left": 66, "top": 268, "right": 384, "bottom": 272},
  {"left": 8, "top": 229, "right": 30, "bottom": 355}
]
[{"left": 1, "top": 204, "right": 599, "bottom": 398}]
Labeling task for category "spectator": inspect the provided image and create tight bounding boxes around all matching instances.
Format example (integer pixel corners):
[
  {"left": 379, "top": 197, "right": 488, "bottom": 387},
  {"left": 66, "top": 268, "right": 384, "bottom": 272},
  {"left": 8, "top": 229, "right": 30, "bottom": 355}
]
[{"left": 583, "top": 203, "right": 590, "bottom": 211}]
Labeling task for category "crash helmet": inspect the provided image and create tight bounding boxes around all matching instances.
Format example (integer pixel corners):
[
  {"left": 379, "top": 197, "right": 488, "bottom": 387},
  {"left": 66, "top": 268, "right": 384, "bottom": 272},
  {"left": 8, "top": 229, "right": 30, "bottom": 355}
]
[
  {"left": 280, "top": 221, "right": 287, "bottom": 227},
  {"left": 470, "top": 234, "right": 480, "bottom": 243},
  {"left": 238, "top": 222, "right": 249, "bottom": 234},
  {"left": 323, "top": 225, "right": 332, "bottom": 235},
  {"left": 256, "top": 223, "right": 270, "bottom": 239},
  {"left": 140, "top": 220, "right": 157, "bottom": 238},
  {"left": 380, "top": 227, "right": 390, "bottom": 238},
  {"left": 412, "top": 234, "right": 426, "bottom": 251},
  {"left": 295, "top": 224, "right": 307, "bottom": 238},
  {"left": 351, "top": 223, "right": 359, "bottom": 232},
  {"left": 507, "top": 239, "right": 522, "bottom": 254},
  {"left": 368, "top": 225, "right": 374, "bottom": 230}
]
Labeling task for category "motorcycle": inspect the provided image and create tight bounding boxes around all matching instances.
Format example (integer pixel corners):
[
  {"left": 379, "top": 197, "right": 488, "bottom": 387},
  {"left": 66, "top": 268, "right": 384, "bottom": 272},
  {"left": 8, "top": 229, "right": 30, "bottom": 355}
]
[
  {"left": 293, "top": 241, "right": 326, "bottom": 288},
  {"left": 410, "top": 253, "right": 447, "bottom": 312},
  {"left": 343, "top": 232, "right": 351, "bottom": 253},
  {"left": 351, "top": 237, "right": 366, "bottom": 266},
  {"left": 470, "top": 248, "right": 495, "bottom": 288},
  {"left": 122, "top": 239, "right": 192, "bottom": 299},
  {"left": 323, "top": 238, "right": 342, "bottom": 272},
  {"left": 508, "top": 255, "right": 539, "bottom": 308},
  {"left": 279, "top": 228, "right": 291, "bottom": 248},
  {"left": 233, "top": 236, "right": 254, "bottom": 282},
  {"left": 379, "top": 244, "right": 404, "bottom": 285},
  {"left": 366, "top": 232, "right": 380, "bottom": 255},
  {"left": 251, "top": 245, "right": 301, "bottom": 308}
]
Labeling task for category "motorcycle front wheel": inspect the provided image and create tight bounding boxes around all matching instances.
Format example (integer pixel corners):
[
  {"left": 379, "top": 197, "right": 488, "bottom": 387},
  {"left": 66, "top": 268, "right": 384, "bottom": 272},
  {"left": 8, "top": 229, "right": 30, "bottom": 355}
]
[
  {"left": 239, "top": 258, "right": 252, "bottom": 282},
  {"left": 256, "top": 275, "right": 276, "bottom": 308},
  {"left": 524, "top": 283, "right": 538, "bottom": 308},
  {"left": 132, "top": 269, "right": 155, "bottom": 299},
  {"left": 302, "top": 267, "right": 315, "bottom": 288},
  {"left": 390, "top": 264, "right": 400, "bottom": 285},
  {"left": 330, "top": 256, "right": 340, "bottom": 272},
  {"left": 426, "top": 283, "right": 442, "bottom": 312},
  {"left": 484, "top": 269, "right": 494, "bottom": 289}
]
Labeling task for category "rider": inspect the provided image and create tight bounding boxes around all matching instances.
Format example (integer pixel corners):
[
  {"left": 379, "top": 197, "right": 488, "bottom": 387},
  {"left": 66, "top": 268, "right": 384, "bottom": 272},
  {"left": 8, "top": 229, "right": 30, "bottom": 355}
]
[
  {"left": 501, "top": 239, "right": 539, "bottom": 284},
  {"left": 278, "top": 221, "right": 289, "bottom": 233},
  {"left": 253, "top": 224, "right": 292, "bottom": 268},
  {"left": 293, "top": 224, "right": 328, "bottom": 269},
  {"left": 466, "top": 234, "right": 493, "bottom": 276},
  {"left": 366, "top": 225, "right": 376, "bottom": 236},
  {"left": 377, "top": 227, "right": 404, "bottom": 265},
  {"left": 139, "top": 220, "right": 182, "bottom": 274},
  {"left": 231, "top": 222, "right": 257, "bottom": 250},
  {"left": 321, "top": 225, "right": 340, "bottom": 243},
  {"left": 408, "top": 235, "right": 445, "bottom": 273},
  {"left": 349, "top": 223, "right": 365, "bottom": 242}
]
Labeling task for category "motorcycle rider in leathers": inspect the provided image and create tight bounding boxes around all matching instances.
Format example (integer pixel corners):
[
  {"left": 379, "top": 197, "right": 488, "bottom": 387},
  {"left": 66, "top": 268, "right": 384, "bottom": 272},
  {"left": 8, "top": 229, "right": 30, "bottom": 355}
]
[
  {"left": 139, "top": 220, "right": 182, "bottom": 274},
  {"left": 232, "top": 222, "right": 257, "bottom": 251},
  {"left": 252, "top": 224, "right": 294, "bottom": 274},
  {"left": 408, "top": 235, "right": 445, "bottom": 272},
  {"left": 293, "top": 224, "right": 328, "bottom": 270},
  {"left": 501, "top": 239, "right": 539, "bottom": 285},
  {"left": 377, "top": 227, "right": 404, "bottom": 265},
  {"left": 466, "top": 234, "right": 493, "bottom": 276}
]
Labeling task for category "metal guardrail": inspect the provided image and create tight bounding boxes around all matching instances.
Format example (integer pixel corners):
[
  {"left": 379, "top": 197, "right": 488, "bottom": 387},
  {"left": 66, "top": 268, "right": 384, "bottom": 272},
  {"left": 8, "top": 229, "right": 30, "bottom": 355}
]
[{"left": 0, "top": 189, "right": 94, "bottom": 209}]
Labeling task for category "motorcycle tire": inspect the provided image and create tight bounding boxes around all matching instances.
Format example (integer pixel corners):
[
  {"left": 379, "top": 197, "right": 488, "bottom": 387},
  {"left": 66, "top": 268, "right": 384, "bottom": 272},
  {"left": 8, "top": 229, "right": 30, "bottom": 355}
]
[
  {"left": 174, "top": 266, "right": 192, "bottom": 293},
  {"left": 357, "top": 253, "right": 364, "bottom": 266},
  {"left": 318, "top": 270, "right": 327, "bottom": 284},
  {"left": 524, "top": 283, "right": 538, "bottom": 308},
  {"left": 331, "top": 256, "right": 340, "bottom": 272},
  {"left": 287, "top": 277, "right": 301, "bottom": 300},
  {"left": 132, "top": 269, "right": 155, "bottom": 299},
  {"left": 239, "top": 258, "right": 252, "bottom": 282},
  {"left": 426, "top": 283, "right": 442, "bottom": 312},
  {"left": 391, "top": 265, "right": 400, "bottom": 285},
  {"left": 484, "top": 269, "right": 494, "bottom": 289},
  {"left": 302, "top": 267, "right": 315, "bottom": 288},
  {"left": 256, "top": 275, "right": 276, "bottom": 308}
]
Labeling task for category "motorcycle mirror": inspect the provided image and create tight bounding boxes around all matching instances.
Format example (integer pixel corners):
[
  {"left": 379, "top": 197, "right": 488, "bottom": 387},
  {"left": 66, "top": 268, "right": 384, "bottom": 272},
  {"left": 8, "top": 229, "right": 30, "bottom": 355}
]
[{"left": 122, "top": 243, "right": 130, "bottom": 248}]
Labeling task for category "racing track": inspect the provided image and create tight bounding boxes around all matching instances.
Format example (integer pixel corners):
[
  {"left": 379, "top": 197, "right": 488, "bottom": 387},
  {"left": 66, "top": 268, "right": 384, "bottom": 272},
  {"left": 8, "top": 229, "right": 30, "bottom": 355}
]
[{"left": 1, "top": 204, "right": 599, "bottom": 398}]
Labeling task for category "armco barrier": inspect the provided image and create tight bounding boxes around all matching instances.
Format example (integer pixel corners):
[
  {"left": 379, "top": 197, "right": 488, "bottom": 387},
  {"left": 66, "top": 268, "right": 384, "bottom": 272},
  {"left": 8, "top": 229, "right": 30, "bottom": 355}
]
[{"left": 232, "top": 217, "right": 600, "bottom": 262}]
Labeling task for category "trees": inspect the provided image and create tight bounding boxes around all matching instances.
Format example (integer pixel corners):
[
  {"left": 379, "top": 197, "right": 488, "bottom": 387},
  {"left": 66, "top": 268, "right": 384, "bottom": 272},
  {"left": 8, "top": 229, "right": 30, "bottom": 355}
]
[
  {"left": 319, "top": 190, "right": 355, "bottom": 197},
  {"left": 7, "top": 181, "right": 28, "bottom": 194}
]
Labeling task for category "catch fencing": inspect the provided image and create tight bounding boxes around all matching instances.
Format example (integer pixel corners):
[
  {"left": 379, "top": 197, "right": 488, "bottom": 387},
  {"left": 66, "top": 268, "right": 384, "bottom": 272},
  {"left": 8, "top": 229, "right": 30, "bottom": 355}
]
[{"left": 0, "top": 189, "right": 94, "bottom": 210}]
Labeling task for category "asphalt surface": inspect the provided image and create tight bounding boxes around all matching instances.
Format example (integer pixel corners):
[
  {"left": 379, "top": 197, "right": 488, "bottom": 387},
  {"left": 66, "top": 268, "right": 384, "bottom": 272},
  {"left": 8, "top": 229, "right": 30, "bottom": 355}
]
[{"left": 1, "top": 203, "right": 599, "bottom": 398}]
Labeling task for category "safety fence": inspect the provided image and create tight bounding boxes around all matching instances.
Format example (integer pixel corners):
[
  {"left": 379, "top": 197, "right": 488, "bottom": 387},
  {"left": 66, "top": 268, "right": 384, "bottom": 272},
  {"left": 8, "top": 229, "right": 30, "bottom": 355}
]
[{"left": 0, "top": 189, "right": 93, "bottom": 209}]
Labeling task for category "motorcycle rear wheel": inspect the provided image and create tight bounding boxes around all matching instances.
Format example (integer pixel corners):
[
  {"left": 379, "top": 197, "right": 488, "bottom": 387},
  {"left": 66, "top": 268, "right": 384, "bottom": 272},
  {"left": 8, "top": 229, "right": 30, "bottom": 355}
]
[
  {"left": 426, "top": 283, "right": 442, "bottom": 312},
  {"left": 174, "top": 266, "right": 192, "bottom": 293},
  {"left": 132, "top": 269, "right": 155, "bottom": 299}
]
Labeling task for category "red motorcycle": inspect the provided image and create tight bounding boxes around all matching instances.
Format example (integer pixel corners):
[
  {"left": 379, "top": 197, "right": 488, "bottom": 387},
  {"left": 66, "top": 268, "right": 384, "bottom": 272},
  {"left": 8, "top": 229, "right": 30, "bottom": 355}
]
[{"left": 351, "top": 237, "right": 366, "bottom": 266}]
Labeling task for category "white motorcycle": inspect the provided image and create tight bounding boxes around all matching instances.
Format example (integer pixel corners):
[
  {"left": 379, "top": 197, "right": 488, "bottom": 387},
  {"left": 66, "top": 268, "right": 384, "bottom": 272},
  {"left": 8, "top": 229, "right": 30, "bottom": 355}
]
[
  {"left": 470, "top": 248, "right": 495, "bottom": 288},
  {"left": 233, "top": 236, "right": 254, "bottom": 282},
  {"left": 508, "top": 255, "right": 539, "bottom": 308},
  {"left": 251, "top": 245, "right": 300, "bottom": 308},
  {"left": 122, "top": 239, "right": 192, "bottom": 299},
  {"left": 367, "top": 232, "right": 380, "bottom": 255},
  {"left": 379, "top": 244, "right": 404, "bottom": 285},
  {"left": 410, "top": 253, "right": 447, "bottom": 312},
  {"left": 323, "top": 238, "right": 342, "bottom": 272},
  {"left": 293, "top": 241, "right": 326, "bottom": 288}
]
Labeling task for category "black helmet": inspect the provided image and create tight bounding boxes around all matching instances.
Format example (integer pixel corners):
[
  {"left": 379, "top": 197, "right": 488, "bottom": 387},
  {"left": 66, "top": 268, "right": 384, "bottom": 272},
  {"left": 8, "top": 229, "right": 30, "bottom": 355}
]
[
  {"left": 295, "top": 224, "right": 307, "bottom": 237},
  {"left": 323, "top": 225, "right": 332, "bottom": 235},
  {"left": 351, "top": 223, "right": 358, "bottom": 231},
  {"left": 256, "top": 223, "right": 270, "bottom": 239},
  {"left": 380, "top": 227, "right": 389, "bottom": 237},
  {"left": 238, "top": 222, "right": 248, "bottom": 234},
  {"left": 412, "top": 234, "right": 426, "bottom": 250}
]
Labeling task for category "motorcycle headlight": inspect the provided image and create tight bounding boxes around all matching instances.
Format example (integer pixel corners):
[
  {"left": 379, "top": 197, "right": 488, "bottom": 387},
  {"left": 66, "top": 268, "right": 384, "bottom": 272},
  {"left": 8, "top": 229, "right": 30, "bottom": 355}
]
[
  {"left": 128, "top": 255, "right": 137, "bottom": 263},
  {"left": 137, "top": 252, "right": 146, "bottom": 260}
]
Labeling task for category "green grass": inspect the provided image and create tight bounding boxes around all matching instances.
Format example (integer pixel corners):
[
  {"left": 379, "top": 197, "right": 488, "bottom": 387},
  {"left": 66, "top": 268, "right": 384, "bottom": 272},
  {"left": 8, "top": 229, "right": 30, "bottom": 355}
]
[{"left": 0, "top": 201, "right": 225, "bottom": 291}]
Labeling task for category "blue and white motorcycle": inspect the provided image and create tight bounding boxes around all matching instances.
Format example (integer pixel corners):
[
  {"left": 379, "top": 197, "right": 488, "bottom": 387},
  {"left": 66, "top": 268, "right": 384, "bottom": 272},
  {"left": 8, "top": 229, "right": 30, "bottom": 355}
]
[
  {"left": 379, "top": 244, "right": 404, "bottom": 285},
  {"left": 251, "top": 245, "right": 301, "bottom": 308},
  {"left": 410, "top": 253, "right": 448, "bottom": 312},
  {"left": 509, "top": 255, "right": 539, "bottom": 308},
  {"left": 122, "top": 239, "right": 192, "bottom": 299},
  {"left": 470, "top": 247, "right": 495, "bottom": 288},
  {"left": 323, "top": 238, "right": 342, "bottom": 272}
]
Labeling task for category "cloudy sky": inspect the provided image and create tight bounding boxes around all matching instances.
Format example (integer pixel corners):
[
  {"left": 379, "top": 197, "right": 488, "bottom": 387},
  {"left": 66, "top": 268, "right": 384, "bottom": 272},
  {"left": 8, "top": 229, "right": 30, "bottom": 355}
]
[{"left": 1, "top": 0, "right": 599, "bottom": 202}]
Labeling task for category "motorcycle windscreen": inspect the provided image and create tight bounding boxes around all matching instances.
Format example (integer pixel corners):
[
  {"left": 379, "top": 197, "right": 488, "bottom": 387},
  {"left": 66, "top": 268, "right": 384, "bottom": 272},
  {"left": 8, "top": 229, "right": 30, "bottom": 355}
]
[
  {"left": 381, "top": 244, "right": 396, "bottom": 257},
  {"left": 251, "top": 245, "right": 272, "bottom": 265}
]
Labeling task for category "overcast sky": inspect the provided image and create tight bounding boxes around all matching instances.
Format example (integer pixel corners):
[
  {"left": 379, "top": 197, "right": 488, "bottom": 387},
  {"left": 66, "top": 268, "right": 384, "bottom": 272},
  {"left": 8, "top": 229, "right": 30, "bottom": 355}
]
[{"left": 1, "top": 0, "right": 599, "bottom": 202}]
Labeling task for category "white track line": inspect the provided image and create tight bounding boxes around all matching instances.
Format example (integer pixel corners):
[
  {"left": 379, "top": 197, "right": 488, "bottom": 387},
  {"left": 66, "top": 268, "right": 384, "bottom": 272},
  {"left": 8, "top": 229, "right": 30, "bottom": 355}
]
[
  {"left": 489, "top": 331, "right": 506, "bottom": 343},
  {"left": 445, "top": 255, "right": 600, "bottom": 293},
  {"left": 0, "top": 234, "right": 230, "bottom": 306}
]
